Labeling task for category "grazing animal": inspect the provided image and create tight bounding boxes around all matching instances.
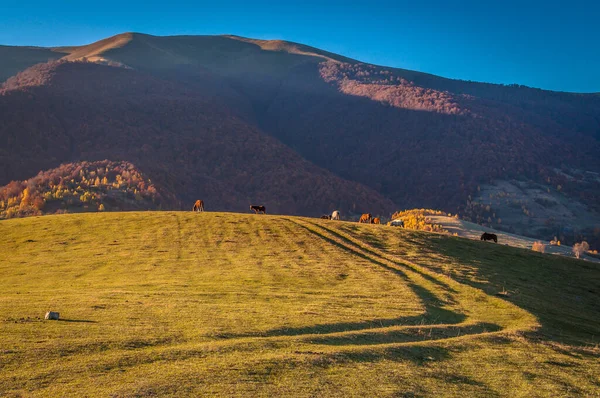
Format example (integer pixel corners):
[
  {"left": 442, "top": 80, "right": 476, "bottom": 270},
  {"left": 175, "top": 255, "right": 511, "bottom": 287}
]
[
  {"left": 320, "top": 215, "right": 332, "bottom": 219},
  {"left": 389, "top": 219, "right": 404, "bottom": 227},
  {"left": 372, "top": 217, "right": 381, "bottom": 224},
  {"left": 250, "top": 205, "right": 266, "bottom": 214},
  {"left": 359, "top": 213, "right": 372, "bottom": 223},
  {"left": 192, "top": 200, "right": 204, "bottom": 212},
  {"left": 481, "top": 232, "right": 498, "bottom": 243},
  {"left": 331, "top": 210, "right": 340, "bottom": 220}
]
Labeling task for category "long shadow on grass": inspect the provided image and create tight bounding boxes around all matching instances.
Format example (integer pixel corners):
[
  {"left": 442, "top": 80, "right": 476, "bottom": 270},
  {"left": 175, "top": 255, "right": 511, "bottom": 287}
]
[
  {"left": 217, "top": 312, "right": 463, "bottom": 339},
  {"left": 426, "top": 237, "right": 600, "bottom": 347},
  {"left": 314, "top": 221, "right": 459, "bottom": 295},
  {"left": 309, "top": 322, "right": 500, "bottom": 346},
  {"left": 218, "top": 221, "right": 466, "bottom": 340},
  {"left": 296, "top": 220, "right": 460, "bottom": 303},
  {"left": 292, "top": 221, "right": 465, "bottom": 323},
  {"left": 58, "top": 319, "right": 98, "bottom": 323},
  {"left": 325, "top": 344, "right": 453, "bottom": 366},
  {"left": 358, "top": 231, "right": 388, "bottom": 251}
]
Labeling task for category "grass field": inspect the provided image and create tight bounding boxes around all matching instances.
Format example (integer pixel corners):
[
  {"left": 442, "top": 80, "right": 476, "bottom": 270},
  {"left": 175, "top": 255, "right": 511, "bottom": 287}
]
[{"left": 1, "top": 212, "right": 599, "bottom": 397}]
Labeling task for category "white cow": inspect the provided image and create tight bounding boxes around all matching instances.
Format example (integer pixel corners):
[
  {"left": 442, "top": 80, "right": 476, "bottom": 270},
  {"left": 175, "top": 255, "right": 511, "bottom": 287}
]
[{"left": 331, "top": 210, "right": 340, "bottom": 220}]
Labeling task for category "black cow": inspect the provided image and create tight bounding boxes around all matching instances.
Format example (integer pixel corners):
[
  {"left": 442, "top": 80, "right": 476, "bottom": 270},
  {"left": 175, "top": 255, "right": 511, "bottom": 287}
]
[
  {"left": 250, "top": 205, "right": 266, "bottom": 214},
  {"left": 481, "top": 232, "right": 498, "bottom": 243}
]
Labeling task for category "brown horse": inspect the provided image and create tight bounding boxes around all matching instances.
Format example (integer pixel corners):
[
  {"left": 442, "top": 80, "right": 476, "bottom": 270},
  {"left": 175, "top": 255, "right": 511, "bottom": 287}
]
[
  {"left": 359, "top": 213, "right": 372, "bottom": 223},
  {"left": 192, "top": 200, "right": 204, "bottom": 212},
  {"left": 372, "top": 217, "right": 381, "bottom": 224},
  {"left": 250, "top": 205, "right": 266, "bottom": 214},
  {"left": 320, "top": 215, "right": 332, "bottom": 219}
]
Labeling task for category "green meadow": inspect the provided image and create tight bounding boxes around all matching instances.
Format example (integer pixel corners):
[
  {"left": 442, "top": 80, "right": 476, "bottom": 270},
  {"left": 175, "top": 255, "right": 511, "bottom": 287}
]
[{"left": 0, "top": 212, "right": 598, "bottom": 397}]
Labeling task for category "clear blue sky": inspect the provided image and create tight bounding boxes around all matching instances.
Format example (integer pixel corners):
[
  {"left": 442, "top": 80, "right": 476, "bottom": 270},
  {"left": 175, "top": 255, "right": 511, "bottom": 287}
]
[{"left": 2, "top": 0, "right": 598, "bottom": 92}]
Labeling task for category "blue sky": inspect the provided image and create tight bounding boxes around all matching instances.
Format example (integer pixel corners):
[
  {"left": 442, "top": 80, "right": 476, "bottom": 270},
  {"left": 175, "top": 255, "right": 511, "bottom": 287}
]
[{"left": 1, "top": 0, "right": 598, "bottom": 92}]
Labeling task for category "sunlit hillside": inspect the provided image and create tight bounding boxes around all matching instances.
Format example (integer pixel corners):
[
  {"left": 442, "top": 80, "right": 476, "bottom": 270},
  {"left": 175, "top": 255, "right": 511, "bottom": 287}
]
[{"left": 1, "top": 212, "right": 598, "bottom": 396}]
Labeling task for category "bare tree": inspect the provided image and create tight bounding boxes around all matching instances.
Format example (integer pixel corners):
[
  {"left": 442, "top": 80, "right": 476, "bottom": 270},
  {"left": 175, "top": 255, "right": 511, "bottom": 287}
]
[{"left": 573, "top": 241, "right": 590, "bottom": 259}]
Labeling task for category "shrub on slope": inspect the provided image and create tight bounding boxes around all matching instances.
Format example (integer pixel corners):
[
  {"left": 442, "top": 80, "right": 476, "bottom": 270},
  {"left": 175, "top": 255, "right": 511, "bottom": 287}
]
[{"left": 0, "top": 160, "right": 176, "bottom": 219}]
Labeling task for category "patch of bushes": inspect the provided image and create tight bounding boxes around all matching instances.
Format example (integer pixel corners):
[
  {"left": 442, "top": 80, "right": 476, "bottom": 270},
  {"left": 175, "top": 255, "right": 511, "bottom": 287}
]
[
  {"left": 532, "top": 241, "right": 546, "bottom": 253},
  {"left": 391, "top": 209, "right": 449, "bottom": 233},
  {"left": 0, "top": 160, "right": 172, "bottom": 219}
]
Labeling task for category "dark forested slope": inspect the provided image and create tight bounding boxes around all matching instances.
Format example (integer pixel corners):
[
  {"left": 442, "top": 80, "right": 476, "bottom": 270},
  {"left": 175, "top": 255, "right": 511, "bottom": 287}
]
[
  {"left": 0, "top": 61, "right": 395, "bottom": 216},
  {"left": 1, "top": 33, "right": 599, "bottom": 221}
]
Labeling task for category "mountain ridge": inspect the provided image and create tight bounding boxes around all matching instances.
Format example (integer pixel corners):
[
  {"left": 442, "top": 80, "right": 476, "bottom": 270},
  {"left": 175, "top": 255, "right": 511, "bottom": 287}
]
[
  {"left": 6, "top": 32, "right": 600, "bottom": 94},
  {"left": 1, "top": 33, "right": 599, "bottom": 242}
]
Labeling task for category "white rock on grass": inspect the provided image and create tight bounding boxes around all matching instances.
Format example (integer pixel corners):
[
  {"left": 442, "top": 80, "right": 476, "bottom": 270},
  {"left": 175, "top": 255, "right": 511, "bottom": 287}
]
[{"left": 45, "top": 311, "right": 59, "bottom": 320}]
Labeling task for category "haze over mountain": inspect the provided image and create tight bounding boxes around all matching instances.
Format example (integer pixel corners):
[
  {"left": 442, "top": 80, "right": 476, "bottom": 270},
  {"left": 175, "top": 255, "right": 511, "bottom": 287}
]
[{"left": 1, "top": 33, "right": 599, "bottom": 241}]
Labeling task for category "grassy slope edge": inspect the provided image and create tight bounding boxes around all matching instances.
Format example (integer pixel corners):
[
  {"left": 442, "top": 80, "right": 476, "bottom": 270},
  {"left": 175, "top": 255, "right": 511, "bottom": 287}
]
[{"left": 0, "top": 212, "right": 598, "bottom": 397}]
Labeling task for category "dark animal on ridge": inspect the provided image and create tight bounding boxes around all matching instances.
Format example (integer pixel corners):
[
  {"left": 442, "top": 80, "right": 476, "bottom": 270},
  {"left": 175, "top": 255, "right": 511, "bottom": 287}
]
[
  {"left": 193, "top": 200, "right": 204, "bottom": 212},
  {"left": 481, "top": 232, "right": 498, "bottom": 243},
  {"left": 359, "top": 213, "right": 372, "bottom": 223},
  {"left": 321, "top": 215, "right": 332, "bottom": 219},
  {"left": 389, "top": 219, "right": 404, "bottom": 227},
  {"left": 250, "top": 205, "right": 266, "bottom": 214}
]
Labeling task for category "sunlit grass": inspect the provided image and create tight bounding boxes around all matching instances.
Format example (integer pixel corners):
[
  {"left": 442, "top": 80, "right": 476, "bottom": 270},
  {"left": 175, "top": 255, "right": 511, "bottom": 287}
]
[{"left": 0, "top": 212, "right": 598, "bottom": 397}]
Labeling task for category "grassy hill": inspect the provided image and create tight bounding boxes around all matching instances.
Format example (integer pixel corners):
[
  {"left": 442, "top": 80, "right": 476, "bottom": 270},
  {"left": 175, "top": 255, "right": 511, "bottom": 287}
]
[{"left": 1, "top": 212, "right": 598, "bottom": 396}]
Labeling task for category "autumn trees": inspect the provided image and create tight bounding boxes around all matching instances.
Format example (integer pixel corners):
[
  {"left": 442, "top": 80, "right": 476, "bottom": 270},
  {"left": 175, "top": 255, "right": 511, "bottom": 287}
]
[
  {"left": 0, "top": 160, "right": 171, "bottom": 219},
  {"left": 573, "top": 241, "right": 590, "bottom": 259}
]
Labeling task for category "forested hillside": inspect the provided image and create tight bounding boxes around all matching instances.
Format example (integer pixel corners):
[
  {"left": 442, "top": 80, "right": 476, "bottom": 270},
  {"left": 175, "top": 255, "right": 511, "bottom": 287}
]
[
  {"left": 0, "top": 160, "right": 175, "bottom": 218},
  {"left": 1, "top": 33, "right": 599, "bottom": 234},
  {"left": 0, "top": 60, "right": 395, "bottom": 217}
]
